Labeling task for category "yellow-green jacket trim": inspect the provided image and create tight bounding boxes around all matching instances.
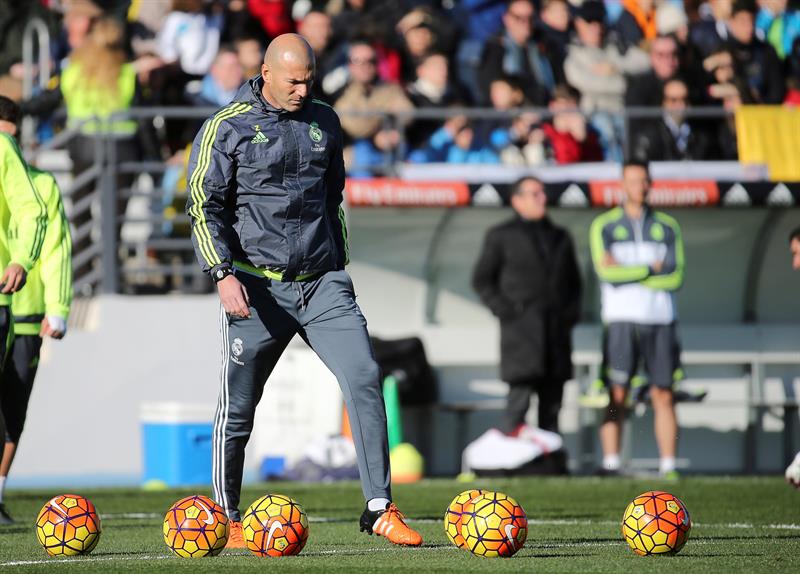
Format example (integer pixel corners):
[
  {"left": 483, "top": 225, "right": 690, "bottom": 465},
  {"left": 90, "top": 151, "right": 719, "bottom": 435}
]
[{"left": 233, "top": 260, "right": 319, "bottom": 282}]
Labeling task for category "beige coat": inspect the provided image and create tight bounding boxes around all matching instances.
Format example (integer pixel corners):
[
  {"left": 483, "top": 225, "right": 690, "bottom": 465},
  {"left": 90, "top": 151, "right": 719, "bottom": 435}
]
[
  {"left": 564, "top": 41, "right": 650, "bottom": 113},
  {"left": 335, "top": 82, "right": 413, "bottom": 139}
]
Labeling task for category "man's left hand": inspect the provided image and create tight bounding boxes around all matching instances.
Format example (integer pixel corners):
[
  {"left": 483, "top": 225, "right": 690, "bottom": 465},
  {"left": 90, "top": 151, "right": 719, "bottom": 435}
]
[{"left": 40, "top": 316, "right": 66, "bottom": 339}]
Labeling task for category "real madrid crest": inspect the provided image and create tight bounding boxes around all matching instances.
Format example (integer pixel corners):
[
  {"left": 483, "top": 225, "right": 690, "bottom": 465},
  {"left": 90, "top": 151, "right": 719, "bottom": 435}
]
[
  {"left": 308, "top": 121, "right": 323, "bottom": 143},
  {"left": 232, "top": 338, "right": 244, "bottom": 356}
]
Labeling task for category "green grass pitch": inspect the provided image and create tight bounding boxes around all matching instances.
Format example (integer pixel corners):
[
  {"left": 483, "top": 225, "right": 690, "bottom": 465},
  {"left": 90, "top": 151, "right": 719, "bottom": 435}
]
[{"left": 0, "top": 477, "right": 798, "bottom": 572}]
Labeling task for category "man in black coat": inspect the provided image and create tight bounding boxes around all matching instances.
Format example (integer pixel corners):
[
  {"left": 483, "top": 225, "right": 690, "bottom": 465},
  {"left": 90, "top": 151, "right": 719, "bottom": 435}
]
[
  {"left": 630, "top": 77, "right": 718, "bottom": 161},
  {"left": 472, "top": 177, "right": 582, "bottom": 434}
]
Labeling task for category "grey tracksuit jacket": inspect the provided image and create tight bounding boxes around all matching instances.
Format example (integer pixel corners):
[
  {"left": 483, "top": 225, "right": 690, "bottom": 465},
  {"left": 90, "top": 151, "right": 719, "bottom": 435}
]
[{"left": 186, "top": 76, "right": 348, "bottom": 281}]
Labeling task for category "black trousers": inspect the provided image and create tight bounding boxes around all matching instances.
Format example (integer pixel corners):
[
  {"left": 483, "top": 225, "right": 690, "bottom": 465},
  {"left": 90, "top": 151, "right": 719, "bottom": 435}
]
[
  {"left": 1, "top": 335, "right": 42, "bottom": 443},
  {"left": 0, "top": 307, "right": 11, "bottom": 442},
  {"left": 503, "top": 377, "right": 565, "bottom": 434}
]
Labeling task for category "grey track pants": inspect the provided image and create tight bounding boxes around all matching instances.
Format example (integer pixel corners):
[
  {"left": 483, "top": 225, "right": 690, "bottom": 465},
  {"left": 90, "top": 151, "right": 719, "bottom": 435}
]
[{"left": 213, "top": 269, "right": 391, "bottom": 521}]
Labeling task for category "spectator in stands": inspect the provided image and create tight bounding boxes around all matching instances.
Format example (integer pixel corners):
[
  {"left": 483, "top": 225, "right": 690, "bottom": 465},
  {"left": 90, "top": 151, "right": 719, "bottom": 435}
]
[
  {"left": 148, "top": 0, "right": 224, "bottom": 105},
  {"left": 405, "top": 53, "right": 465, "bottom": 150},
  {"left": 330, "top": 0, "right": 369, "bottom": 49},
  {"left": 334, "top": 41, "right": 413, "bottom": 175},
  {"left": 297, "top": 10, "right": 347, "bottom": 103},
  {"left": 702, "top": 47, "right": 758, "bottom": 103},
  {"left": 23, "top": 18, "right": 141, "bottom": 277},
  {"left": 396, "top": 8, "right": 439, "bottom": 84},
  {"left": 236, "top": 36, "right": 266, "bottom": 79},
  {"left": 538, "top": 0, "right": 573, "bottom": 80},
  {"left": 786, "top": 38, "right": 800, "bottom": 104},
  {"left": 630, "top": 78, "right": 717, "bottom": 161},
  {"left": 220, "top": 0, "right": 266, "bottom": 45},
  {"left": 129, "top": 0, "right": 173, "bottom": 59},
  {"left": 484, "top": 77, "right": 546, "bottom": 166},
  {"left": 615, "top": 0, "right": 658, "bottom": 52},
  {"left": 690, "top": 0, "right": 733, "bottom": 58},
  {"left": 656, "top": 3, "right": 706, "bottom": 103},
  {"left": 756, "top": 0, "right": 800, "bottom": 60},
  {"left": 706, "top": 78, "right": 750, "bottom": 159},
  {"left": 590, "top": 161, "right": 685, "bottom": 478},
  {"left": 473, "top": 176, "right": 582, "bottom": 435},
  {"left": 408, "top": 114, "right": 500, "bottom": 164},
  {"left": 564, "top": 0, "right": 649, "bottom": 160},
  {"left": 725, "top": 0, "right": 785, "bottom": 103},
  {"left": 453, "top": 0, "right": 507, "bottom": 103},
  {"left": 479, "top": 0, "right": 558, "bottom": 106},
  {"left": 52, "top": 0, "right": 103, "bottom": 72},
  {"left": 247, "top": 0, "right": 293, "bottom": 40},
  {"left": 185, "top": 46, "right": 244, "bottom": 107},
  {"left": 542, "top": 84, "right": 603, "bottom": 164},
  {"left": 625, "top": 35, "right": 681, "bottom": 108}
]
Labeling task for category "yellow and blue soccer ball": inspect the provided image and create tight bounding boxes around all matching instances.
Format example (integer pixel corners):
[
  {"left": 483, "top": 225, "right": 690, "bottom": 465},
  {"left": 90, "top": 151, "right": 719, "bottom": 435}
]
[
  {"left": 163, "top": 495, "right": 228, "bottom": 558},
  {"left": 444, "top": 489, "right": 486, "bottom": 549},
  {"left": 242, "top": 494, "right": 309, "bottom": 557},
  {"left": 35, "top": 494, "right": 101, "bottom": 556},
  {"left": 621, "top": 491, "right": 691, "bottom": 556},
  {"left": 459, "top": 491, "right": 528, "bottom": 558}
]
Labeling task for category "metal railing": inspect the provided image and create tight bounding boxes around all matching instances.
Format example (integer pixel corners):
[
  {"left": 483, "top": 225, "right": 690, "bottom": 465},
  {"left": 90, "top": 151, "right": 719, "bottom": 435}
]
[
  {"left": 21, "top": 17, "right": 51, "bottom": 150},
  {"left": 22, "top": 105, "right": 737, "bottom": 295}
]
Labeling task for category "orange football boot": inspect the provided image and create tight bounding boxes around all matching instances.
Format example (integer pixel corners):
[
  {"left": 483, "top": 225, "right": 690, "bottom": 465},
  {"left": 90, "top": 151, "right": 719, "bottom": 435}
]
[
  {"left": 360, "top": 503, "right": 423, "bottom": 546},
  {"left": 226, "top": 520, "right": 246, "bottom": 549}
]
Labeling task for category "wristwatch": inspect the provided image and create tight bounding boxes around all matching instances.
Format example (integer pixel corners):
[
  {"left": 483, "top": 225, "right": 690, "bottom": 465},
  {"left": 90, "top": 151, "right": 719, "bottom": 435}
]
[{"left": 212, "top": 265, "right": 233, "bottom": 283}]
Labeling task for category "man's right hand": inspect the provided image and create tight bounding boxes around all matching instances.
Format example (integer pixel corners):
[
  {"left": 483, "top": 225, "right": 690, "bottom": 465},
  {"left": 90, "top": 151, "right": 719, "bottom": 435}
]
[
  {"left": 217, "top": 274, "right": 251, "bottom": 319},
  {"left": 0, "top": 263, "right": 27, "bottom": 294}
]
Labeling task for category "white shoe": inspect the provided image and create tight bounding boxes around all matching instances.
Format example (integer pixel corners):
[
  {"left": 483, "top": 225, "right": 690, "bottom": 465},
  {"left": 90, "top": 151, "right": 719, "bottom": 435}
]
[{"left": 786, "top": 452, "right": 800, "bottom": 488}]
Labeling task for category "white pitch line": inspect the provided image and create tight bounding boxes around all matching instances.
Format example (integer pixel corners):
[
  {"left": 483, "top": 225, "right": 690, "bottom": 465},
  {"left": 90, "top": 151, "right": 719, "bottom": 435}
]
[{"left": 0, "top": 555, "right": 171, "bottom": 567}]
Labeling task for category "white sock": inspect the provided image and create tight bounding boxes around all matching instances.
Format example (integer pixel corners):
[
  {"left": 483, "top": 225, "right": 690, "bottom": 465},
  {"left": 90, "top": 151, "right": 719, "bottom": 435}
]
[
  {"left": 367, "top": 498, "right": 390, "bottom": 512},
  {"left": 660, "top": 457, "right": 676, "bottom": 474},
  {"left": 0, "top": 476, "right": 6, "bottom": 503},
  {"left": 603, "top": 454, "right": 621, "bottom": 471}
]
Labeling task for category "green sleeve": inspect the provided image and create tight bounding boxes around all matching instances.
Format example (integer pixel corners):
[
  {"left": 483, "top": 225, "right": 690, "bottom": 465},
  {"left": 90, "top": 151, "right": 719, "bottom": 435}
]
[
  {"left": 1, "top": 134, "right": 47, "bottom": 271},
  {"left": 589, "top": 212, "right": 650, "bottom": 284},
  {"left": 36, "top": 171, "right": 73, "bottom": 318},
  {"left": 642, "top": 214, "right": 685, "bottom": 291}
]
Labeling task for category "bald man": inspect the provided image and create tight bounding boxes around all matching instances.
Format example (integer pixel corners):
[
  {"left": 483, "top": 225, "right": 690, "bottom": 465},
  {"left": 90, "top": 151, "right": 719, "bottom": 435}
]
[{"left": 186, "top": 34, "right": 422, "bottom": 549}]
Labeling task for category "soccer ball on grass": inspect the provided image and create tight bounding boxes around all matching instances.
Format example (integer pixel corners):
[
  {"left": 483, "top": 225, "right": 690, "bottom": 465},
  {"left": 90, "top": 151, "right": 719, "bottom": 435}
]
[
  {"left": 35, "top": 494, "right": 101, "bottom": 556},
  {"left": 242, "top": 494, "right": 309, "bottom": 557},
  {"left": 163, "top": 495, "right": 228, "bottom": 558},
  {"left": 621, "top": 490, "right": 691, "bottom": 556}
]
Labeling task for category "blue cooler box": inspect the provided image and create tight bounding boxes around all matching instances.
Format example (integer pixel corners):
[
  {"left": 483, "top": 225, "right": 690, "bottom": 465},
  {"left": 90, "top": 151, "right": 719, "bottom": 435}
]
[{"left": 140, "top": 403, "right": 214, "bottom": 487}]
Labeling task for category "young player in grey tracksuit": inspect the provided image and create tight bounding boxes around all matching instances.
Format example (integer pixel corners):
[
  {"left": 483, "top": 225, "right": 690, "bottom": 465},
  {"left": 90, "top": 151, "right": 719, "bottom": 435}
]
[{"left": 186, "top": 34, "right": 421, "bottom": 548}]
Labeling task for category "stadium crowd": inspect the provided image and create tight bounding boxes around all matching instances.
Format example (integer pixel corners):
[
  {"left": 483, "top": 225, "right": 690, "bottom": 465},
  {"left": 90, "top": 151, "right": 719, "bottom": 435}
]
[{"left": 2, "top": 0, "right": 800, "bottom": 173}]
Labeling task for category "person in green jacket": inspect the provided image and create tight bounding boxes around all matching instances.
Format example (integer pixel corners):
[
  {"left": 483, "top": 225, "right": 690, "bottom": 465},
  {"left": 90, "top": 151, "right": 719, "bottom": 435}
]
[
  {"left": 0, "top": 97, "right": 47, "bottom": 458},
  {"left": 0, "top": 96, "right": 66, "bottom": 524}
]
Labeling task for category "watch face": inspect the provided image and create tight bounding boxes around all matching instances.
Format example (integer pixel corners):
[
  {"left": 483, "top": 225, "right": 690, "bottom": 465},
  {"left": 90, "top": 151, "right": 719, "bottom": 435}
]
[{"left": 216, "top": 270, "right": 223, "bottom": 279}]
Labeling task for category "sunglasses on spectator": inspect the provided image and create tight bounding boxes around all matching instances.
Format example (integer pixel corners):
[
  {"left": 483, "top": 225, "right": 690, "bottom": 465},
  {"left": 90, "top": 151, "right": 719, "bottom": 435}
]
[
  {"left": 653, "top": 50, "right": 678, "bottom": 59},
  {"left": 350, "top": 57, "right": 377, "bottom": 65},
  {"left": 507, "top": 10, "right": 534, "bottom": 22},
  {"left": 664, "top": 95, "right": 688, "bottom": 103}
]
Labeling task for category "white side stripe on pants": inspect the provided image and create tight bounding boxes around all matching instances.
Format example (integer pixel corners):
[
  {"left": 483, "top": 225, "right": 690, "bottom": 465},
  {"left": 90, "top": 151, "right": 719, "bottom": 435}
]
[{"left": 212, "top": 306, "right": 231, "bottom": 517}]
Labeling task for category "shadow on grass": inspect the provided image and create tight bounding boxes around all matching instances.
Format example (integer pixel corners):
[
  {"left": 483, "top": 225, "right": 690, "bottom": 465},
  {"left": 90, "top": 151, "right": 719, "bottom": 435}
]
[{"left": 0, "top": 525, "right": 31, "bottom": 535}]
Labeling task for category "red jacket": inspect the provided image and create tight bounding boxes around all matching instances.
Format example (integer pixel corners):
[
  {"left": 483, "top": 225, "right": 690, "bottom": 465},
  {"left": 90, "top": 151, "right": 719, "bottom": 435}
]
[
  {"left": 248, "top": 0, "right": 293, "bottom": 38},
  {"left": 542, "top": 123, "right": 603, "bottom": 164}
]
